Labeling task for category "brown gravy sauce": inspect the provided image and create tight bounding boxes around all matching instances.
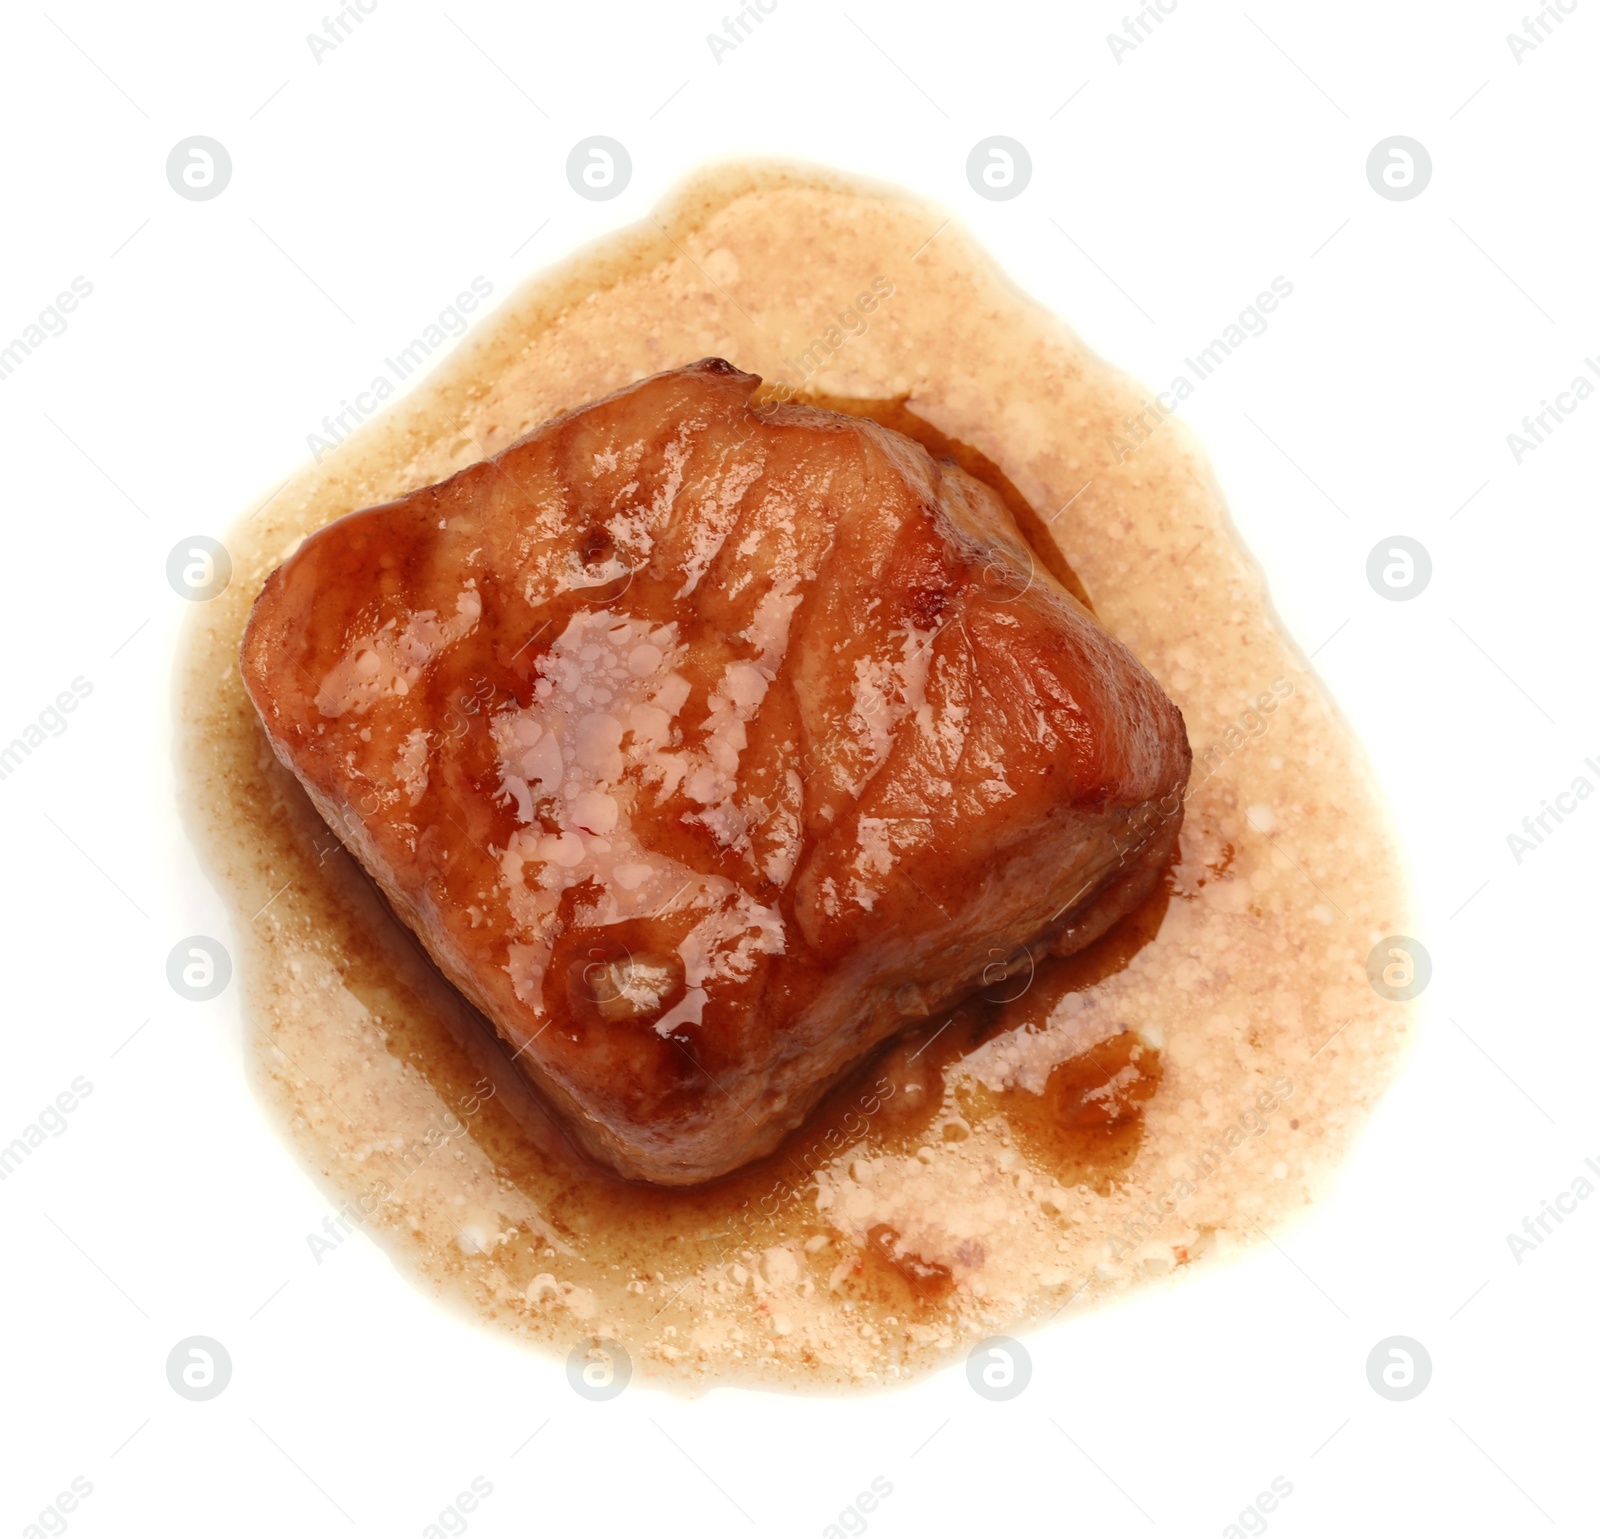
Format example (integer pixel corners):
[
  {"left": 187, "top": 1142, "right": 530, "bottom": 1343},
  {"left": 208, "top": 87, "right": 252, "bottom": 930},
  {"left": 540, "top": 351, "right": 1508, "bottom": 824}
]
[{"left": 177, "top": 163, "right": 1414, "bottom": 1391}]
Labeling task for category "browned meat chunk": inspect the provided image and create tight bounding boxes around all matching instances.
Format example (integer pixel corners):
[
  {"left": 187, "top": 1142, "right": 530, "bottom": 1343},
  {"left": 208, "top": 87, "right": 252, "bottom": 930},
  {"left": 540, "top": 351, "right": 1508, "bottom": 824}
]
[{"left": 241, "top": 360, "right": 1191, "bottom": 1183}]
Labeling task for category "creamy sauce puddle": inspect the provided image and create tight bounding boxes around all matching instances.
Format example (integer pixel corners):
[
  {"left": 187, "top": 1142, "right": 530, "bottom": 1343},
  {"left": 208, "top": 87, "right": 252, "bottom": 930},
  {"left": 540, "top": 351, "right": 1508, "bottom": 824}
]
[{"left": 177, "top": 163, "right": 1414, "bottom": 1392}]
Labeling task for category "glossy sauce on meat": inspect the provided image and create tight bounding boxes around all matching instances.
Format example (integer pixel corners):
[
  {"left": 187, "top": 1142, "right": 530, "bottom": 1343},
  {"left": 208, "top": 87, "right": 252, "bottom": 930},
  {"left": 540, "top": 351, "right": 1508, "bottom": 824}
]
[
  {"left": 176, "top": 164, "right": 1416, "bottom": 1390},
  {"left": 239, "top": 360, "right": 1191, "bottom": 1185}
]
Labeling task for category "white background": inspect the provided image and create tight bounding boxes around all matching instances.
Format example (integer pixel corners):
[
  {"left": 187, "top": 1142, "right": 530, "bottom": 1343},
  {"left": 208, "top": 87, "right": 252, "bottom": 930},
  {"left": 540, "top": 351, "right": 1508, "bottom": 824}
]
[{"left": 1, "top": 2, "right": 1595, "bottom": 1535}]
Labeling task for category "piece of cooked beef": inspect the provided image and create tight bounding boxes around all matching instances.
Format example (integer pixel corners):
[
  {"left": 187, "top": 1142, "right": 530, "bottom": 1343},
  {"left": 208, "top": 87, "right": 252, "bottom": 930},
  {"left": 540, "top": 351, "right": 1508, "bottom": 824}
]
[{"left": 240, "top": 359, "right": 1191, "bottom": 1184}]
